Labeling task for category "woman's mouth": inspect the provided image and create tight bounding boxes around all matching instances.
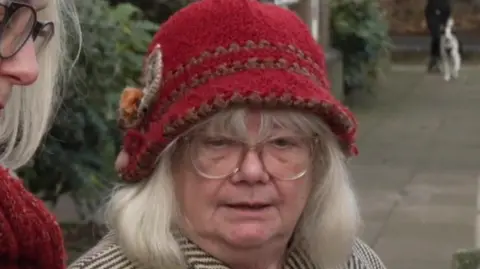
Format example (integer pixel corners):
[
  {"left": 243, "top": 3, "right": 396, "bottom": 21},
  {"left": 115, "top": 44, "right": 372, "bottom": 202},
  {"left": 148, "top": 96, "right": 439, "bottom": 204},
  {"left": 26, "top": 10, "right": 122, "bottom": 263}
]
[{"left": 225, "top": 203, "right": 271, "bottom": 210}]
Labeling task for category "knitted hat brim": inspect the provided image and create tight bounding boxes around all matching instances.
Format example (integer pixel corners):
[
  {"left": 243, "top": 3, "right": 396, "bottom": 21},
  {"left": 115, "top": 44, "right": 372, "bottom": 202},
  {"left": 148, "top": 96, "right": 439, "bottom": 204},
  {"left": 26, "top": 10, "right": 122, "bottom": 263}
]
[{"left": 121, "top": 68, "right": 356, "bottom": 182}]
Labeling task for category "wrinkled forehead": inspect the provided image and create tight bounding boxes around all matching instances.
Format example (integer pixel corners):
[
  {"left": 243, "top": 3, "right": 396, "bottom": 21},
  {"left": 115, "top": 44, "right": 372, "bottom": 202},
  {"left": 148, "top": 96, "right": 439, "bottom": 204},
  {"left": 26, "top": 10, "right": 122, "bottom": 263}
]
[{"left": 0, "top": 0, "right": 48, "bottom": 9}]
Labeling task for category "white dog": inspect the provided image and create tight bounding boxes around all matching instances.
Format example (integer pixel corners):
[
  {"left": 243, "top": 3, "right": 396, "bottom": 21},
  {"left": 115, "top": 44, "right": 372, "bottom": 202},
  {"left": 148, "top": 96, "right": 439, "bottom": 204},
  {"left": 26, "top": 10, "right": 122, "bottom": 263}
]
[{"left": 440, "top": 18, "right": 462, "bottom": 81}]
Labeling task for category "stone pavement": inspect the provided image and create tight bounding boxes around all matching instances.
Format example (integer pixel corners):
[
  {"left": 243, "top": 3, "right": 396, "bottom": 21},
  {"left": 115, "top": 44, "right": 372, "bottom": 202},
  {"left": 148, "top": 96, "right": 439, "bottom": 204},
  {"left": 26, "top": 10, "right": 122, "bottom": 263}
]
[{"left": 349, "top": 65, "right": 480, "bottom": 269}]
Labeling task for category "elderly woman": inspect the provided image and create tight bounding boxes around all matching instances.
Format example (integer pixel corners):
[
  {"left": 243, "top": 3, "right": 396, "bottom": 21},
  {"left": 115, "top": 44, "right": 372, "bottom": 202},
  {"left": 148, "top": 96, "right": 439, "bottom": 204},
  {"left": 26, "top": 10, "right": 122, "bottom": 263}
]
[
  {"left": 69, "top": 1, "right": 385, "bottom": 269},
  {"left": 0, "top": 0, "right": 80, "bottom": 268}
]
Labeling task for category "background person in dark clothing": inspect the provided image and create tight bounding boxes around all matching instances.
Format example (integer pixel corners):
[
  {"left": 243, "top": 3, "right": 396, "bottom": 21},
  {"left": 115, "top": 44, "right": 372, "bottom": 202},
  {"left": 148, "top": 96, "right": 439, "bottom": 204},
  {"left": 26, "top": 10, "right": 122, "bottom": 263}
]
[{"left": 425, "top": 0, "right": 452, "bottom": 72}]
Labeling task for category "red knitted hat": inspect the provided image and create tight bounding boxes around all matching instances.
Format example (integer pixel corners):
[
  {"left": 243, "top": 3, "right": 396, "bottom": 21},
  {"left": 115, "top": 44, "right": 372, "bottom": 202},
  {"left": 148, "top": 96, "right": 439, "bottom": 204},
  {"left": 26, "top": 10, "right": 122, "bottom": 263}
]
[{"left": 116, "top": 0, "right": 358, "bottom": 182}]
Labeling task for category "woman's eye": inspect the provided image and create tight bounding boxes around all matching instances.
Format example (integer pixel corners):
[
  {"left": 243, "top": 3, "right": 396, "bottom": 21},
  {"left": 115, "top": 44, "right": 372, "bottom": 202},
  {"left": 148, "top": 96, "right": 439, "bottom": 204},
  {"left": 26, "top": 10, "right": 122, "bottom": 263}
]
[{"left": 270, "top": 138, "right": 296, "bottom": 148}]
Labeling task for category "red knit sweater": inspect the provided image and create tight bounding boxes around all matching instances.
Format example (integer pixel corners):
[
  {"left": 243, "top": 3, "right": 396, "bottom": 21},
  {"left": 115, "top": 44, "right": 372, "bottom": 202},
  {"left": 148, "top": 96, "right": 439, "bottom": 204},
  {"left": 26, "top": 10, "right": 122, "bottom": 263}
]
[{"left": 0, "top": 166, "right": 66, "bottom": 269}]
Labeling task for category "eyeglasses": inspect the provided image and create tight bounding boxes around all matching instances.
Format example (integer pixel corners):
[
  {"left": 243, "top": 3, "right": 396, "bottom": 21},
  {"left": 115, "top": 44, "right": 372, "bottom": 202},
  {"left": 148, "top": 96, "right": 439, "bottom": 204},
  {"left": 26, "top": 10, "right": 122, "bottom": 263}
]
[
  {"left": 0, "top": 1, "right": 54, "bottom": 59},
  {"left": 187, "top": 135, "right": 317, "bottom": 180}
]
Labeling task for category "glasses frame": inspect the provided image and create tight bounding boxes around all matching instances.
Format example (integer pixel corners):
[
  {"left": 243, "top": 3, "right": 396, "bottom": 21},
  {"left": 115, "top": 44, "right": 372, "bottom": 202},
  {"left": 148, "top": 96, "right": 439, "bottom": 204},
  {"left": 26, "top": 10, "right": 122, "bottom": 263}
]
[
  {"left": 185, "top": 135, "right": 319, "bottom": 181},
  {"left": 0, "top": 1, "right": 54, "bottom": 59}
]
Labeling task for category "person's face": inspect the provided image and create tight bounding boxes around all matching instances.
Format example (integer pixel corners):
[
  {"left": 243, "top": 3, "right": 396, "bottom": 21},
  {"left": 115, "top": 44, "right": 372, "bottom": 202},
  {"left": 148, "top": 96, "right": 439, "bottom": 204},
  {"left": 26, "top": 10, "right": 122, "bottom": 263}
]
[
  {"left": 0, "top": 0, "right": 50, "bottom": 109},
  {"left": 173, "top": 111, "right": 315, "bottom": 250}
]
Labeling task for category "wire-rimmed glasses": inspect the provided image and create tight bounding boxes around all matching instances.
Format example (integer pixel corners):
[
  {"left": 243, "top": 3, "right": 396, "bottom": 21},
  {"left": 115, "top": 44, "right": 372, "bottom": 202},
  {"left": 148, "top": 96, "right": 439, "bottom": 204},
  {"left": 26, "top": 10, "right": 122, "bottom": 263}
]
[
  {"left": 187, "top": 135, "right": 317, "bottom": 180},
  {"left": 0, "top": 1, "right": 54, "bottom": 59}
]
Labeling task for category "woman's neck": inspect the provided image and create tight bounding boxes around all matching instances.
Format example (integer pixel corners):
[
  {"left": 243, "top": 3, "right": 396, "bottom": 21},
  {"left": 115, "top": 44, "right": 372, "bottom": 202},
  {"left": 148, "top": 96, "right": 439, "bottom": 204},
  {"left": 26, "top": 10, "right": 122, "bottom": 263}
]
[
  {"left": 186, "top": 233, "right": 289, "bottom": 269},
  {"left": 211, "top": 244, "right": 286, "bottom": 269}
]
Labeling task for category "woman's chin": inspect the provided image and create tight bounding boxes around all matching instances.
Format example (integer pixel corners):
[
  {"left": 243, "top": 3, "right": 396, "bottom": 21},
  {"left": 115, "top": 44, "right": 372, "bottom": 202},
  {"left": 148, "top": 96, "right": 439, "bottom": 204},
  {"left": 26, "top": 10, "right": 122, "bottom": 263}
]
[{"left": 220, "top": 223, "right": 278, "bottom": 248}]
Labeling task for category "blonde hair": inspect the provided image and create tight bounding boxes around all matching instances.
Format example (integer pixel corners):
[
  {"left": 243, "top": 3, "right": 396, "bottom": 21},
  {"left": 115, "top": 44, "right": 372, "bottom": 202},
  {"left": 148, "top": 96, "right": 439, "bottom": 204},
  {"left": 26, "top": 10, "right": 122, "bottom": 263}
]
[
  {"left": 0, "top": 0, "right": 81, "bottom": 169},
  {"left": 105, "top": 108, "right": 361, "bottom": 269}
]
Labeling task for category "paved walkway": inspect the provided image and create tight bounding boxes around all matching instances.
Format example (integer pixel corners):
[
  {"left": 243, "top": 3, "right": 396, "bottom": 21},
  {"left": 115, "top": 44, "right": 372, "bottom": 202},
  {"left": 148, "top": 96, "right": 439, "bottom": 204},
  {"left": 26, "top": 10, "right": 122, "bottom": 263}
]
[{"left": 350, "top": 65, "right": 480, "bottom": 269}]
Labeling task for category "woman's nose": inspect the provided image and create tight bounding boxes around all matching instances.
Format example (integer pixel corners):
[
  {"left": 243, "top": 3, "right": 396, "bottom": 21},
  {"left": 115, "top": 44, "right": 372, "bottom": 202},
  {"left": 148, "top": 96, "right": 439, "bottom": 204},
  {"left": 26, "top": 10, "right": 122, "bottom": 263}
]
[
  {"left": 231, "top": 150, "right": 270, "bottom": 184},
  {"left": 0, "top": 39, "right": 39, "bottom": 86}
]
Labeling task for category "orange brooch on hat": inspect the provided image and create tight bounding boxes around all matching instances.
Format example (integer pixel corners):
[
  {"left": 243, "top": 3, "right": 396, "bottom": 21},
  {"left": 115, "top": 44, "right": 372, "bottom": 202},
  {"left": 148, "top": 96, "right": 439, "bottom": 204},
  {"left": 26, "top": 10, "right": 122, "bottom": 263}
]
[
  {"left": 118, "top": 44, "right": 163, "bottom": 129},
  {"left": 119, "top": 87, "right": 143, "bottom": 125}
]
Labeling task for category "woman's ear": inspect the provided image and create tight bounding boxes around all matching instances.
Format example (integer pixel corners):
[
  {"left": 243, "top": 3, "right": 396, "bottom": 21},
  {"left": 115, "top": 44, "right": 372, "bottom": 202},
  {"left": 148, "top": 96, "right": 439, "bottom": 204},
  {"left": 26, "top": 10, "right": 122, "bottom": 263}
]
[{"left": 115, "top": 150, "right": 129, "bottom": 172}]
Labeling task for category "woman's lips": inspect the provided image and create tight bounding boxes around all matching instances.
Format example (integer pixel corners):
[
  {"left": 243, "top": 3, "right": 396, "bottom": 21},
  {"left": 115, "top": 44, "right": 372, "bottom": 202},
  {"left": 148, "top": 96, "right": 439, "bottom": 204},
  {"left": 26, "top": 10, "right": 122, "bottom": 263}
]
[
  {"left": 225, "top": 203, "right": 271, "bottom": 209},
  {"left": 222, "top": 204, "right": 273, "bottom": 219},
  {"left": 223, "top": 203, "right": 274, "bottom": 215}
]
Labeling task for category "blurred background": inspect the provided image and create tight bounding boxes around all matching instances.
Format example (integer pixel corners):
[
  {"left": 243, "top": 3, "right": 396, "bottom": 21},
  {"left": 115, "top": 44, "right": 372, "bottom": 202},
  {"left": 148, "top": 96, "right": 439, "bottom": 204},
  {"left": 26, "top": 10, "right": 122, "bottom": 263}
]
[{"left": 20, "top": 1, "right": 480, "bottom": 268}]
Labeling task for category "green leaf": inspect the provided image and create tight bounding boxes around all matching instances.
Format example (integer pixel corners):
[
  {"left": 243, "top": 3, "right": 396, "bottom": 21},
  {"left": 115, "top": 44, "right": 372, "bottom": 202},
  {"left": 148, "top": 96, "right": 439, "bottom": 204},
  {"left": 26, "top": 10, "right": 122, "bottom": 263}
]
[
  {"left": 110, "top": 3, "right": 141, "bottom": 23},
  {"left": 330, "top": 0, "right": 390, "bottom": 94}
]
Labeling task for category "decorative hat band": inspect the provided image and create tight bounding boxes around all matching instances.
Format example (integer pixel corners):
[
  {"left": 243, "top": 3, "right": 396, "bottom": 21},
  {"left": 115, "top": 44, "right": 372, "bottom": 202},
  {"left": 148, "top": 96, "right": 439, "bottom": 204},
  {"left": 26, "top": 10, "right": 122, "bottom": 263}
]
[{"left": 119, "top": 40, "right": 331, "bottom": 131}]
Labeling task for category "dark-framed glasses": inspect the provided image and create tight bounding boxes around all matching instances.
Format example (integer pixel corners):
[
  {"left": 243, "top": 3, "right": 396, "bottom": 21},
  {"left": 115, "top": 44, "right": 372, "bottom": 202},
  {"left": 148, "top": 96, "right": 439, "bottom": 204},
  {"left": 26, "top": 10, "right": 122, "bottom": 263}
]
[
  {"left": 0, "top": 1, "right": 54, "bottom": 59},
  {"left": 187, "top": 135, "right": 318, "bottom": 180}
]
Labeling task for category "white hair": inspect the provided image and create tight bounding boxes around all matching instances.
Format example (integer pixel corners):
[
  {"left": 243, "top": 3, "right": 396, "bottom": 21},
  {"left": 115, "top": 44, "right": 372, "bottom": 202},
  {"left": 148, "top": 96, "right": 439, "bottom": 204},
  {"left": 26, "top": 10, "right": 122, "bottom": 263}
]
[
  {"left": 0, "top": 0, "right": 81, "bottom": 169},
  {"left": 105, "top": 108, "right": 361, "bottom": 269}
]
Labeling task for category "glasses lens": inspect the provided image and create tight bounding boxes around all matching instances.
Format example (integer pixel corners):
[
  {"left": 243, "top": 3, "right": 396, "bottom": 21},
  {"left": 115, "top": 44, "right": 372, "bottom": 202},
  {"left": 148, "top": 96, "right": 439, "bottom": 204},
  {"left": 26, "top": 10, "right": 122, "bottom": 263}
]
[
  {"left": 0, "top": 6, "right": 34, "bottom": 58},
  {"left": 190, "top": 136, "right": 243, "bottom": 179},
  {"left": 262, "top": 136, "right": 312, "bottom": 180},
  {"left": 0, "top": 6, "right": 6, "bottom": 21},
  {"left": 34, "top": 22, "right": 54, "bottom": 53}
]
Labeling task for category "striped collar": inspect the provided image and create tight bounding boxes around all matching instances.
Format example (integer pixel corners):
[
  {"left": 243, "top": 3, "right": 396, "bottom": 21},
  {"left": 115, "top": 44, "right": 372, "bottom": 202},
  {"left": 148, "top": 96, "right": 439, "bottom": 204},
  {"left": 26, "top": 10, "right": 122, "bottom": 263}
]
[{"left": 174, "top": 232, "right": 316, "bottom": 269}]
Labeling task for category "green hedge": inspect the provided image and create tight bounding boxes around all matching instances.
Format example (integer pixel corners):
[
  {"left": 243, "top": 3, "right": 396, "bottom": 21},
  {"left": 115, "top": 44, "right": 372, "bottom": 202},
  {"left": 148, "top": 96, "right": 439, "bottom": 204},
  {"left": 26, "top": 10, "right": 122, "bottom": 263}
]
[
  {"left": 19, "top": 0, "right": 159, "bottom": 220},
  {"left": 330, "top": 0, "right": 391, "bottom": 95}
]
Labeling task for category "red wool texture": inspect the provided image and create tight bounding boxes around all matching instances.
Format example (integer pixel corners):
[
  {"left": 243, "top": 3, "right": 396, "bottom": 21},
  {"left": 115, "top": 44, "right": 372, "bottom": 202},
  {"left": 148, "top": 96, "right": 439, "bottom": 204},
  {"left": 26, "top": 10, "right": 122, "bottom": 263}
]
[{"left": 0, "top": 167, "right": 66, "bottom": 269}]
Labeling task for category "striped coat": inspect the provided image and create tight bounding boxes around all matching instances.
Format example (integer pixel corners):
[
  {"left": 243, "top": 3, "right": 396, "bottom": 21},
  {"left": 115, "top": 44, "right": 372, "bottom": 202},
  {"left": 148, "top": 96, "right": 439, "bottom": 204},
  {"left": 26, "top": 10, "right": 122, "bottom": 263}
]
[{"left": 68, "top": 233, "right": 386, "bottom": 269}]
